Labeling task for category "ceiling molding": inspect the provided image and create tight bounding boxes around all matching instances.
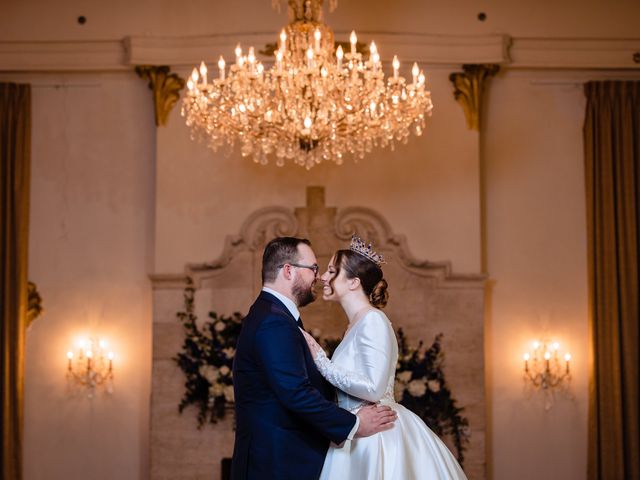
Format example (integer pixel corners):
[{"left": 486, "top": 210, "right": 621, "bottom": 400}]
[
  {"left": 126, "top": 33, "right": 511, "bottom": 67},
  {"left": 0, "top": 40, "right": 127, "bottom": 71},
  {"left": 510, "top": 38, "right": 640, "bottom": 69},
  {"left": 1, "top": 35, "right": 639, "bottom": 72}
]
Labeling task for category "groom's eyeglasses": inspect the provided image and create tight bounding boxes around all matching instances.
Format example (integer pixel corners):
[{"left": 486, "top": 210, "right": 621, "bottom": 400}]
[{"left": 279, "top": 263, "right": 319, "bottom": 276}]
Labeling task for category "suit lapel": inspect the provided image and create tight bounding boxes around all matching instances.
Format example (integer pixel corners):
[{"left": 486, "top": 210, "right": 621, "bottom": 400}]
[
  {"left": 257, "top": 291, "right": 335, "bottom": 400},
  {"left": 258, "top": 290, "right": 298, "bottom": 324}
]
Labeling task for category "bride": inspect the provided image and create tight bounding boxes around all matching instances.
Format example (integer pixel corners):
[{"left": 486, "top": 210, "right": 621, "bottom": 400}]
[{"left": 301, "top": 236, "right": 468, "bottom": 480}]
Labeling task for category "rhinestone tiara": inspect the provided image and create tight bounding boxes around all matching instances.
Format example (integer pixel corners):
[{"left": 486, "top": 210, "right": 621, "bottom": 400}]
[{"left": 349, "top": 234, "right": 386, "bottom": 267}]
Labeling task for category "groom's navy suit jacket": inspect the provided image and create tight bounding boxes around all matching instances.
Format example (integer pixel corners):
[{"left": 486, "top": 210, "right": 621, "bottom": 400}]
[{"left": 231, "top": 291, "right": 356, "bottom": 480}]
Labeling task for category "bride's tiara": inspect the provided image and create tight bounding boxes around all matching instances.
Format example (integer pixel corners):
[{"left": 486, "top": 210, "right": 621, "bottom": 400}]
[{"left": 349, "top": 235, "right": 386, "bottom": 267}]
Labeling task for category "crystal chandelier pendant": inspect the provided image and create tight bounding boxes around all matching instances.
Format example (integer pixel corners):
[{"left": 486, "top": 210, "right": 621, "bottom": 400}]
[{"left": 182, "top": 0, "right": 433, "bottom": 169}]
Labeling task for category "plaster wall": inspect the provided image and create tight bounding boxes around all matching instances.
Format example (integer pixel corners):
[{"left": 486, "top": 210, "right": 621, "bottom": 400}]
[
  {"left": 20, "top": 72, "right": 156, "bottom": 480},
  {"left": 484, "top": 70, "right": 592, "bottom": 480}
]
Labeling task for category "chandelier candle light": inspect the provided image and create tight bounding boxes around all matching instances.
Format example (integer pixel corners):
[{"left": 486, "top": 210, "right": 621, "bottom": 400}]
[{"left": 182, "top": 0, "right": 433, "bottom": 169}]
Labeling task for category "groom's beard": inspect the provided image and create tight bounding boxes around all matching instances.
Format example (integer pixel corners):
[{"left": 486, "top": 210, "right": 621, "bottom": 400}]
[{"left": 292, "top": 276, "right": 317, "bottom": 307}]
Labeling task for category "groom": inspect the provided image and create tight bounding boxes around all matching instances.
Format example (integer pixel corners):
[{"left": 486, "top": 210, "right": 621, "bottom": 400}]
[{"left": 231, "top": 237, "right": 396, "bottom": 479}]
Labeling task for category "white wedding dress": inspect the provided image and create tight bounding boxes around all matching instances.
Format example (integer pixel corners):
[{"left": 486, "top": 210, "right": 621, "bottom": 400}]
[{"left": 312, "top": 309, "right": 468, "bottom": 480}]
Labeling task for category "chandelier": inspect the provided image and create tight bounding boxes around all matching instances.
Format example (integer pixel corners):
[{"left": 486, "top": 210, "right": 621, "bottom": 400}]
[
  {"left": 182, "top": 0, "right": 433, "bottom": 169},
  {"left": 522, "top": 339, "right": 572, "bottom": 410},
  {"left": 66, "top": 337, "right": 115, "bottom": 398}
]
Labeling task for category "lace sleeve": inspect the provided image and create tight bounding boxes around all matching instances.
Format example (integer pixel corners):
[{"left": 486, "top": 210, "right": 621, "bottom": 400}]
[
  {"left": 313, "top": 349, "right": 380, "bottom": 399},
  {"left": 312, "top": 312, "right": 393, "bottom": 402}
]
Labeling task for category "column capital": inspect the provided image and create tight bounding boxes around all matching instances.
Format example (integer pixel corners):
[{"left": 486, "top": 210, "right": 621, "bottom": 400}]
[
  {"left": 135, "top": 65, "right": 185, "bottom": 126},
  {"left": 449, "top": 64, "right": 500, "bottom": 131}
]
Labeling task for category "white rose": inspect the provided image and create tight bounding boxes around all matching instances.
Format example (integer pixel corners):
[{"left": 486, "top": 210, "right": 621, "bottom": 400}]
[
  {"left": 219, "top": 365, "right": 231, "bottom": 376},
  {"left": 224, "top": 385, "right": 235, "bottom": 403},
  {"left": 407, "top": 380, "right": 427, "bottom": 397},
  {"left": 214, "top": 321, "right": 226, "bottom": 332},
  {"left": 427, "top": 379, "right": 441, "bottom": 393},
  {"left": 209, "top": 383, "right": 224, "bottom": 397},
  {"left": 199, "top": 365, "right": 219, "bottom": 383},
  {"left": 222, "top": 347, "right": 235, "bottom": 358},
  {"left": 397, "top": 371, "right": 412, "bottom": 383}
]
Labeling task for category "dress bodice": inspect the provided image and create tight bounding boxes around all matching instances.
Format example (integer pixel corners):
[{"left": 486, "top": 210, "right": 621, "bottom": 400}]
[{"left": 314, "top": 309, "right": 398, "bottom": 412}]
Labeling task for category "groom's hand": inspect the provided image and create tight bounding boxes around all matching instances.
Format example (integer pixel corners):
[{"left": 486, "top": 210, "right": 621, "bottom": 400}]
[{"left": 355, "top": 404, "right": 397, "bottom": 437}]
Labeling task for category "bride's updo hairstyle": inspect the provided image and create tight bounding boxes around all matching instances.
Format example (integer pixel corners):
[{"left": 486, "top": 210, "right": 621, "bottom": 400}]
[{"left": 329, "top": 249, "right": 389, "bottom": 308}]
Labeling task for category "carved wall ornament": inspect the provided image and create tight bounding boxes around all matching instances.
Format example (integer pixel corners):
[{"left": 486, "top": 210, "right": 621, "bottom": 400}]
[
  {"left": 135, "top": 65, "right": 185, "bottom": 126},
  {"left": 27, "top": 281, "right": 43, "bottom": 326},
  {"left": 335, "top": 206, "right": 484, "bottom": 286},
  {"left": 150, "top": 186, "right": 485, "bottom": 290},
  {"left": 449, "top": 64, "right": 500, "bottom": 131},
  {"left": 185, "top": 206, "right": 299, "bottom": 284}
]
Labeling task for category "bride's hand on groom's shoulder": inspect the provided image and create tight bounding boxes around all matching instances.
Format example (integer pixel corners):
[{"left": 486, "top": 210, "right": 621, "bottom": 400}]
[
  {"left": 355, "top": 404, "right": 397, "bottom": 437},
  {"left": 300, "top": 329, "right": 324, "bottom": 357}
]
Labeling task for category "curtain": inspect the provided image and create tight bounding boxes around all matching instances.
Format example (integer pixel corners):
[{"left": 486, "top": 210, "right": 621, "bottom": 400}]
[
  {"left": 584, "top": 81, "right": 640, "bottom": 480},
  {"left": 1, "top": 82, "right": 31, "bottom": 480}
]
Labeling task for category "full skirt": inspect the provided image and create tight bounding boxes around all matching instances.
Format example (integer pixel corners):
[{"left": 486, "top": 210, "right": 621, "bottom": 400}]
[{"left": 319, "top": 403, "right": 467, "bottom": 480}]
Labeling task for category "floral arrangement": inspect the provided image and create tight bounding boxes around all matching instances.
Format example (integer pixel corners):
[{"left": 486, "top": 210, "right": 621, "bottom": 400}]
[
  {"left": 175, "top": 282, "right": 469, "bottom": 465},
  {"left": 393, "top": 329, "right": 470, "bottom": 465},
  {"left": 174, "top": 280, "right": 241, "bottom": 426}
]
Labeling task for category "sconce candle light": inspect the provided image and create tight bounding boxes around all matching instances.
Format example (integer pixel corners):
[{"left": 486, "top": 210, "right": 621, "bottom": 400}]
[
  {"left": 522, "top": 339, "right": 571, "bottom": 409},
  {"left": 66, "top": 338, "right": 115, "bottom": 398}
]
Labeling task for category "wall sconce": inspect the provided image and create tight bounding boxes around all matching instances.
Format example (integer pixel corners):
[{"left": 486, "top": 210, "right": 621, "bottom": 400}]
[
  {"left": 66, "top": 337, "right": 114, "bottom": 398},
  {"left": 522, "top": 339, "right": 571, "bottom": 409}
]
